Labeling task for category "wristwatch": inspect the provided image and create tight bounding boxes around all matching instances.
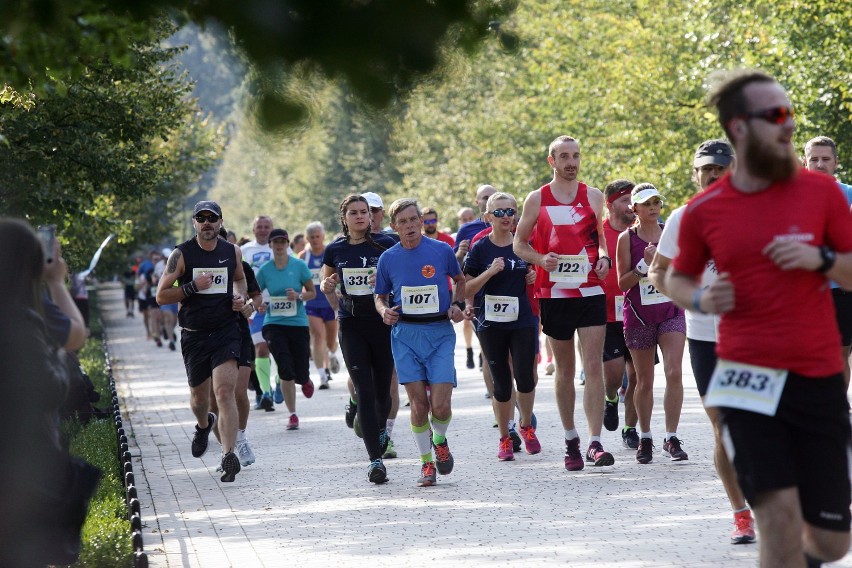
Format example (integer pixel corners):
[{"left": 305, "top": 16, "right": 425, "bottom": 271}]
[
  {"left": 818, "top": 245, "right": 837, "bottom": 273},
  {"left": 453, "top": 301, "right": 466, "bottom": 311}
]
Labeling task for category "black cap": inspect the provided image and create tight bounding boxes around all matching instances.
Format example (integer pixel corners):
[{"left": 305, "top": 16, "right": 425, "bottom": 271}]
[
  {"left": 193, "top": 200, "right": 222, "bottom": 217},
  {"left": 694, "top": 139, "right": 734, "bottom": 168},
  {"left": 269, "top": 228, "right": 289, "bottom": 241}
]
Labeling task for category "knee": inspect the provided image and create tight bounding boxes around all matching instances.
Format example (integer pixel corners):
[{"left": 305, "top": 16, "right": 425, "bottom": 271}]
[{"left": 808, "top": 530, "right": 851, "bottom": 562}]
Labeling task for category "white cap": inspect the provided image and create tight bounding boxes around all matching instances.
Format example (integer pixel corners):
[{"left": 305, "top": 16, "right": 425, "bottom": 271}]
[
  {"left": 630, "top": 185, "right": 663, "bottom": 206},
  {"left": 362, "top": 192, "right": 384, "bottom": 209},
  {"left": 161, "top": 247, "right": 172, "bottom": 257}
]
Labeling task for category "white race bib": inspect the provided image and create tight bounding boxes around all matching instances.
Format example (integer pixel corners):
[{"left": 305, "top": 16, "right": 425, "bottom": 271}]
[
  {"left": 268, "top": 296, "right": 297, "bottom": 317},
  {"left": 342, "top": 268, "right": 374, "bottom": 296},
  {"left": 401, "top": 285, "right": 439, "bottom": 314},
  {"left": 192, "top": 267, "right": 228, "bottom": 295},
  {"left": 614, "top": 295, "right": 624, "bottom": 322},
  {"left": 484, "top": 295, "right": 519, "bottom": 322},
  {"left": 310, "top": 268, "right": 321, "bottom": 285},
  {"left": 704, "top": 359, "right": 788, "bottom": 416},
  {"left": 638, "top": 276, "right": 668, "bottom": 305},
  {"left": 549, "top": 254, "right": 589, "bottom": 284}
]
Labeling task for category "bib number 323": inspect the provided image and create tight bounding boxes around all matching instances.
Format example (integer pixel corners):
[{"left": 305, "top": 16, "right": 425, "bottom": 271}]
[{"left": 704, "top": 359, "right": 787, "bottom": 416}]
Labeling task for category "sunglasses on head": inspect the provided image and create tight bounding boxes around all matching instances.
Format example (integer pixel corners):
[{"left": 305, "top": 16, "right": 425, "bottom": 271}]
[
  {"left": 741, "top": 106, "right": 794, "bottom": 125},
  {"left": 194, "top": 213, "right": 220, "bottom": 223},
  {"left": 490, "top": 208, "right": 516, "bottom": 218},
  {"left": 423, "top": 218, "right": 438, "bottom": 225}
]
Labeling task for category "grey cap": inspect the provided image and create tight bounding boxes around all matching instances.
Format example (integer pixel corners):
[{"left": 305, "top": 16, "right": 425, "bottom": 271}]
[
  {"left": 694, "top": 139, "right": 734, "bottom": 168},
  {"left": 192, "top": 200, "right": 222, "bottom": 217}
]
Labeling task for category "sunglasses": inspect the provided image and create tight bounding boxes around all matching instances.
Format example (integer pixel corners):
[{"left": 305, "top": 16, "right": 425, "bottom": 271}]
[
  {"left": 194, "top": 213, "right": 220, "bottom": 223},
  {"left": 423, "top": 218, "right": 438, "bottom": 225},
  {"left": 490, "top": 208, "right": 516, "bottom": 218},
  {"left": 741, "top": 106, "right": 794, "bottom": 125}
]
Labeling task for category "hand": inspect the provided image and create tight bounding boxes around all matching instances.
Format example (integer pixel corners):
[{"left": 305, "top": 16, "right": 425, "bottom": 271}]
[
  {"left": 256, "top": 302, "right": 267, "bottom": 314},
  {"left": 42, "top": 240, "right": 67, "bottom": 283},
  {"left": 489, "top": 257, "right": 505, "bottom": 274},
  {"left": 382, "top": 304, "right": 401, "bottom": 325},
  {"left": 449, "top": 304, "right": 465, "bottom": 323},
  {"left": 643, "top": 244, "right": 657, "bottom": 265},
  {"left": 232, "top": 294, "right": 245, "bottom": 311},
  {"left": 321, "top": 273, "right": 339, "bottom": 294},
  {"left": 525, "top": 267, "right": 536, "bottom": 285},
  {"left": 463, "top": 304, "right": 476, "bottom": 319},
  {"left": 195, "top": 271, "right": 214, "bottom": 291},
  {"left": 593, "top": 258, "right": 609, "bottom": 280},
  {"left": 762, "top": 239, "right": 822, "bottom": 271},
  {"left": 286, "top": 287, "right": 298, "bottom": 301},
  {"left": 701, "top": 272, "right": 735, "bottom": 313},
  {"left": 541, "top": 252, "right": 559, "bottom": 272},
  {"left": 239, "top": 302, "right": 254, "bottom": 318},
  {"left": 457, "top": 240, "right": 470, "bottom": 256}
]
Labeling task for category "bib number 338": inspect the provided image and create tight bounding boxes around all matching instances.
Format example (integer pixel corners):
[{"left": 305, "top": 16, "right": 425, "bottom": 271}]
[{"left": 704, "top": 359, "right": 788, "bottom": 416}]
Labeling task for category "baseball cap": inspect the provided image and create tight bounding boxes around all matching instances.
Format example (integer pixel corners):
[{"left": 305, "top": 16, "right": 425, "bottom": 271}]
[
  {"left": 362, "top": 192, "right": 384, "bottom": 209},
  {"left": 630, "top": 184, "right": 663, "bottom": 205},
  {"left": 269, "top": 228, "right": 289, "bottom": 241},
  {"left": 694, "top": 139, "right": 734, "bottom": 168},
  {"left": 192, "top": 200, "right": 222, "bottom": 217}
]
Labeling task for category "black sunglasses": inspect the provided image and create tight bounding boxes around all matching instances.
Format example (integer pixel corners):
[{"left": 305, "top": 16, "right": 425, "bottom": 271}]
[
  {"left": 194, "top": 213, "right": 220, "bottom": 223},
  {"left": 741, "top": 106, "right": 794, "bottom": 125},
  {"left": 490, "top": 208, "right": 516, "bottom": 218}
]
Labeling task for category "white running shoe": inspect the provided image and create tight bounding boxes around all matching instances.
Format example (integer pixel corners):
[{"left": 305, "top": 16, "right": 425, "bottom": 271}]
[{"left": 237, "top": 439, "right": 256, "bottom": 466}]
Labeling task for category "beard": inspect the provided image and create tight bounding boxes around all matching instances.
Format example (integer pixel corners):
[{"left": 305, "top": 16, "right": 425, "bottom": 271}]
[
  {"left": 424, "top": 225, "right": 437, "bottom": 235},
  {"left": 743, "top": 129, "right": 798, "bottom": 183}
]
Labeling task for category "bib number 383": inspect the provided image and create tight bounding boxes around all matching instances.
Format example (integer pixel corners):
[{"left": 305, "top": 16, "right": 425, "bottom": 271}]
[{"left": 704, "top": 359, "right": 788, "bottom": 416}]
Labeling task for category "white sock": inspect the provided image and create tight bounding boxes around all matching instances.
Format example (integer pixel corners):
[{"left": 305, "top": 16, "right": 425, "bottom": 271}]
[
  {"left": 640, "top": 431, "right": 652, "bottom": 439},
  {"left": 564, "top": 429, "right": 579, "bottom": 441},
  {"left": 666, "top": 432, "right": 677, "bottom": 441},
  {"left": 589, "top": 435, "right": 601, "bottom": 444},
  {"left": 386, "top": 419, "right": 395, "bottom": 438},
  {"left": 314, "top": 361, "right": 325, "bottom": 382},
  {"left": 236, "top": 429, "right": 246, "bottom": 442},
  {"left": 507, "top": 419, "right": 517, "bottom": 432}
]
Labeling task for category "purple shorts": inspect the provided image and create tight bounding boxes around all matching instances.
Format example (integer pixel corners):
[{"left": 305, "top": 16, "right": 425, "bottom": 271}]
[
  {"left": 306, "top": 305, "right": 336, "bottom": 322},
  {"left": 624, "top": 314, "right": 685, "bottom": 350}
]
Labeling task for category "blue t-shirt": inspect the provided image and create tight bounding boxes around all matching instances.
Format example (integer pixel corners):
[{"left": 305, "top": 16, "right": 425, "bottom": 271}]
[
  {"left": 303, "top": 248, "right": 331, "bottom": 310},
  {"left": 375, "top": 237, "right": 460, "bottom": 316},
  {"left": 255, "top": 256, "right": 312, "bottom": 327},
  {"left": 453, "top": 219, "right": 489, "bottom": 252},
  {"left": 831, "top": 181, "right": 852, "bottom": 290},
  {"left": 324, "top": 234, "right": 397, "bottom": 319},
  {"left": 464, "top": 236, "right": 536, "bottom": 330}
]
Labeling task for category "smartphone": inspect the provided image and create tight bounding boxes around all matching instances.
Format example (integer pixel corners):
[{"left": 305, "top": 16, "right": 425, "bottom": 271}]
[{"left": 37, "top": 224, "right": 56, "bottom": 264}]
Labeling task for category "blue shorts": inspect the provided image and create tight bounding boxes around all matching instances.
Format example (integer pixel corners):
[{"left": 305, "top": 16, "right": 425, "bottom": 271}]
[
  {"left": 249, "top": 311, "right": 266, "bottom": 343},
  {"left": 159, "top": 303, "right": 178, "bottom": 315},
  {"left": 391, "top": 321, "right": 457, "bottom": 386},
  {"left": 306, "top": 305, "right": 336, "bottom": 322}
]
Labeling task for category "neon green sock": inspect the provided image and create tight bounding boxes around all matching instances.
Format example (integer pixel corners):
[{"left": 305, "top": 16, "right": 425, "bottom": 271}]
[
  {"left": 256, "top": 357, "right": 271, "bottom": 393},
  {"left": 606, "top": 394, "right": 619, "bottom": 403},
  {"left": 431, "top": 414, "right": 451, "bottom": 445}
]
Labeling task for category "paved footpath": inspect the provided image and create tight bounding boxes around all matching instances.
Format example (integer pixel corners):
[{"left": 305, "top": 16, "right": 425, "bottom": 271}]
[{"left": 99, "top": 284, "right": 852, "bottom": 567}]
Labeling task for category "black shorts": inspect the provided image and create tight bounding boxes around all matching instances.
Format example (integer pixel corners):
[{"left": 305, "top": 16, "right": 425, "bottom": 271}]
[
  {"left": 180, "top": 323, "right": 241, "bottom": 387},
  {"left": 540, "top": 295, "right": 606, "bottom": 341},
  {"left": 238, "top": 323, "right": 255, "bottom": 368},
  {"left": 262, "top": 325, "right": 311, "bottom": 385},
  {"left": 720, "top": 372, "right": 851, "bottom": 531},
  {"left": 832, "top": 288, "right": 852, "bottom": 347},
  {"left": 124, "top": 285, "right": 135, "bottom": 301},
  {"left": 603, "top": 321, "right": 630, "bottom": 362},
  {"left": 688, "top": 339, "right": 717, "bottom": 397}
]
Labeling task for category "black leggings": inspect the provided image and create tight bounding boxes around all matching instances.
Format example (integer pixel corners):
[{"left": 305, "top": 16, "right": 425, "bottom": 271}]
[
  {"left": 339, "top": 316, "right": 394, "bottom": 460},
  {"left": 478, "top": 325, "right": 537, "bottom": 403}
]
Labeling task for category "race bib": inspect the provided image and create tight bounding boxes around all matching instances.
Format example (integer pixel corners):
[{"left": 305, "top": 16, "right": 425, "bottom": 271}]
[
  {"left": 614, "top": 295, "right": 624, "bottom": 322},
  {"left": 638, "top": 277, "right": 668, "bottom": 305},
  {"left": 484, "top": 295, "right": 519, "bottom": 322},
  {"left": 192, "top": 267, "right": 228, "bottom": 295},
  {"left": 310, "top": 268, "right": 321, "bottom": 285},
  {"left": 704, "top": 359, "right": 788, "bottom": 416},
  {"left": 549, "top": 254, "right": 589, "bottom": 284},
  {"left": 268, "top": 296, "right": 297, "bottom": 317},
  {"left": 342, "top": 267, "right": 374, "bottom": 296},
  {"left": 401, "top": 285, "right": 439, "bottom": 314}
]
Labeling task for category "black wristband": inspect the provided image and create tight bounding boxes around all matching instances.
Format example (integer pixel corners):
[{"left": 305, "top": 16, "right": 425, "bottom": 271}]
[
  {"left": 453, "top": 301, "right": 465, "bottom": 311},
  {"left": 818, "top": 245, "right": 837, "bottom": 273},
  {"left": 181, "top": 281, "right": 197, "bottom": 298},
  {"left": 599, "top": 255, "right": 612, "bottom": 268}
]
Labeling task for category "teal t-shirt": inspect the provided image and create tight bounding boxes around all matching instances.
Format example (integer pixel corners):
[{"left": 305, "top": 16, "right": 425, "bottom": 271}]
[{"left": 256, "top": 256, "right": 312, "bottom": 327}]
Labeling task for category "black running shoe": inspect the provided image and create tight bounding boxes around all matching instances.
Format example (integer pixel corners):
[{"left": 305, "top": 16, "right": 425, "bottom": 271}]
[
  {"left": 345, "top": 402, "right": 357, "bottom": 428},
  {"left": 433, "top": 440, "right": 454, "bottom": 475},
  {"left": 622, "top": 427, "right": 639, "bottom": 450},
  {"left": 604, "top": 397, "right": 619, "bottom": 431},
  {"left": 191, "top": 412, "right": 216, "bottom": 458},
  {"left": 368, "top": 459, "right": 387, "bottom": 484},
  {"left": 509, "top": 428, "right": 522, "bottom": 452},
  {"left": 220, "top": 451, "right": 241, "bottom": 482},
  {"left": 636, "top": 437, "right": 654, "bottom": 464},
  {"left": 466, "top": 348, "right": 475, "bottom": 369}
]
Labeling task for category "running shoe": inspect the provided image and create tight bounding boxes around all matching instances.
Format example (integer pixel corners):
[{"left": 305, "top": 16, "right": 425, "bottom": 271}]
[
  {"left": 260, "top": 392, "right": 274, "bottom": 412},
  {"left": 329, "top": 353, "right": 340, "bottom": 374},
  {"left": 168, "top": 340, "right": 176, "bottom": 351},
  {"left": 274, "top": 381, "right": 284, "bottom": 404},
  {"left": 368, "top": 459, "right": 387, "bottom": 484},
  {"left": 585, "top": 441, "right": 615, "bottom": 466},
  {"left": 564, "top": 438, "right": 584, "bottom": 471},
  {"left": 545, "top": 361, "right": 555, "bottom": 375},
  {"left": 731, "top": 510, "right": 756, "bottom": 545},
  {"left": 237, "top": 439, "right": 256, "bottom": 466},
  {"left": 345, "top": 402, "right": 357, "bottom": 428},
  {"left": 578, "top": 369, "right": 585, "bottom": 385},
  {"left": 433, "top": 440, "right": 454, "bottom": 475},
  {"left": 215, "top": 451, "right": 224, "bottom": 472},
  {"left": 155, "top": 337, "right": 163, "bottom": 348},
  {"left": 319, "top": 370, "right": 330, "bottom": 390},
  {"left": 622, "top": 427, "right": 639, "bottom": 449},
  {"left": 353, "top": 414, "right": 363, "bottom": 438},
  {"left": 466, "top": 348, "right": 475, "bottom": 369},
  {"left": 286, "top": 413, "right": 299, "bottom": 431},
  {"left": 509, "top": 428, "right": 522, "bottom": 452},
  {"left": 636, "top": 437, "right": 654, "bottom": 464},
  {"left": 498, "top": 436, "right": 514, "bottom": 461},
  {"left": 662, "top": 436, "right": 689, "bottom": 461},
  {"left": 301, "top": 379, "right": 315, "bottom": 399},
  {"left": 520, "top": 425, "right": 541, "bottom": 454},
  {"left": 379, "top": 429, "right": 390, "bottom": 455},
  {"left": 417, "top": 461, "right": 437, "bottom": 487},
  {"left": 604, "top": 397, "right": 619, "bottom": 431},
  {"left": 220, "top": 451, "right": 241, "bottom": 482},
  {"left": 254, "top": 393, "right": 263, "bottom": 410},
  {"left": 382, "top": 439, "right": 397, "bottom": 459},
  {"left": 191, "top": 412, "right": 216, "bottom": 458}
]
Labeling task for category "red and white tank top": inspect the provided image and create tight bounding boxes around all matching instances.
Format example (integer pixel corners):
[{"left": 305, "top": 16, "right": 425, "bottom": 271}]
[{"left": 531, "top": 183, "right": 603, "bottom": 299}]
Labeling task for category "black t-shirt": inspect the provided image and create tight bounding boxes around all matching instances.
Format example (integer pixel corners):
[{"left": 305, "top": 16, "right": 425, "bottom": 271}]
[
  {"left": 177, "top": 237, "right": 239, "bottom": 331},
  {"left": 323, "top": 233, "right": 396, "bottom": 319},
  {"left": 238, "top": 260, "right": 259, "bottom": 333}
]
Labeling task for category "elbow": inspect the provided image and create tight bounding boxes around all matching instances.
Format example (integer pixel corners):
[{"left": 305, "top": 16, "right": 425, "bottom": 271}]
[{"left": 65, "top": 325, "right": 87, "bottom": 351}]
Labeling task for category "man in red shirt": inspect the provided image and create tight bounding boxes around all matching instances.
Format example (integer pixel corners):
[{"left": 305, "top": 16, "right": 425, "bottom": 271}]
[
  {"left": 422, "top": 207, "right": 455, "bottom": 248},
  {"left": 665, "top": 69, "right": 852, "bottom": 567}
]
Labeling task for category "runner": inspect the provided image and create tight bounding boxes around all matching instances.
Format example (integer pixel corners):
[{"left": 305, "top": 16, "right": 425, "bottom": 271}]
[
  {"left": 155, "top": 200, "right": 247, "bottom": 482},
  {"left": 665, "top": 69, "right": 852, "bottom": 567},
  {"left": 255, "top": 228, "right": 317, "bottom": 431},
  {"left": 464, "top": 192, "right": 541, "bottom": 461},
  {"left": 513, "top": 135, "right": 614, "bottom": 471},
  {"left": 374, "top": 198, "right": 469, "bottom": 486},
  {"left": 422, "top": 207, "right": 455, "bottom": 248},
  {"left": 321, "top": 195, "right": 397, "bottom": 483},
  {"left": 615, "top": 183, "right": 686, "bottom": 464}
]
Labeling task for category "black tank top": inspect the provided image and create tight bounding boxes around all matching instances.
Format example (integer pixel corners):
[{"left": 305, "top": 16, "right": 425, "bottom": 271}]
[{"left": 177, "top": 237, "right": 239, "bottom": 331}]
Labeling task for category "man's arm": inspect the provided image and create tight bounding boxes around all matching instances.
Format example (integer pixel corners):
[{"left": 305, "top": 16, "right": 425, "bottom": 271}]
[
  {"left": 374, "top": 293, "right": 400, "bottom": 325},
  {"left": 449, "top": 272, "right": 468, "bottom": 322},
  {"left": 648, "top": 253, "right": 672, "bottom": 295},
  {"left": 513, "top": 190, "right": 553, "bottom": 269},
  {"left": 156, "top": 249, "right": 189, "bottom": 305},
  {"left": 665, "top": 267, "right": 735, "bottom": 314}
]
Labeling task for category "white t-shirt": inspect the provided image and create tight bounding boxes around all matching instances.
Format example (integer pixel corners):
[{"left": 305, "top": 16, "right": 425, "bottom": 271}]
[{"left": 657, "top": 205, "right": 719, "bottom": 342}]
